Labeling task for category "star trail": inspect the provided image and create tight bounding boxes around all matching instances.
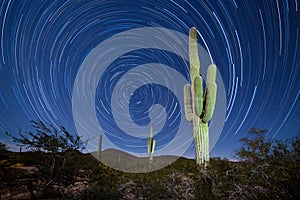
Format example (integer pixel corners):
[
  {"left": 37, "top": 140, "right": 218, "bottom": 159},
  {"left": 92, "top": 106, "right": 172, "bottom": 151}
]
[{"left": 0, "top": 0, "right": 299, "bottom": 161}]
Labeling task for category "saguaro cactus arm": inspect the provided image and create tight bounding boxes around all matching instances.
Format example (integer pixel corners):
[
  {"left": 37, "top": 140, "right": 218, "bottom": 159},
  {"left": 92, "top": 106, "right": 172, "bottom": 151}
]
[
  {"left": 184, "top": 84, "right": 193, "bottom": 122},
  {"left": 202, "top": 82, "right": 217, "bottom": 123},
  {"left": 193, "top": 75, "right": 203, "bottom": 117},
  {"left": 202, "top": 64, "right": 217, "bottom": 123}
]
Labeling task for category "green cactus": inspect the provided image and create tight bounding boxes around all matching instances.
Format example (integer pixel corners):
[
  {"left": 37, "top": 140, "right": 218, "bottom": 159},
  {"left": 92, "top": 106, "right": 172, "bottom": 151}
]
[
  {"left": 184, "top": 27, "right": 217, "bottom": 166},
  {"left": 147, "top": 123, "right": 156, "bottom": 161}
]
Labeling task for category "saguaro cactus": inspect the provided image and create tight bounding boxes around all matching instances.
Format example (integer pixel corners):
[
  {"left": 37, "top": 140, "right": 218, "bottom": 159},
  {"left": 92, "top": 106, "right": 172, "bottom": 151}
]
[
  {"left": 147, "top": 123, "right": 156, "bottom": 161},
  {"left": 98, "top": 134, "right": 102, "bottom": 160},
  {"left": 184, "top": 27, "right": 217, "bottom": 166}
]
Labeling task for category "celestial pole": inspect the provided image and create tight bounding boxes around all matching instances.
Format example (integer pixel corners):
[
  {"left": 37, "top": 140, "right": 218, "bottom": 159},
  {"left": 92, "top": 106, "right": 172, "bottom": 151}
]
[{"left": 0, "top": 0, "right": 299, "bottom": 160}]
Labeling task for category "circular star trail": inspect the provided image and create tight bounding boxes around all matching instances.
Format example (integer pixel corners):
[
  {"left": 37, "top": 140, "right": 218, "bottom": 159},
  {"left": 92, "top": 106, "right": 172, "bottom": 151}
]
[{"left": 0, "top": 0, "right": 299, "bottom": 162}]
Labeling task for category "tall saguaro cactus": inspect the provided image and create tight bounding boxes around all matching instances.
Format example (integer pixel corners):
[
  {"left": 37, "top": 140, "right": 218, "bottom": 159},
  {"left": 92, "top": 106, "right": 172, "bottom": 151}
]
[
  {"left": 147, "top": 123, "right": 156, "bottom": 161},
  {"left": 184, "top": 27, "right": 217, "bottom": 166}
]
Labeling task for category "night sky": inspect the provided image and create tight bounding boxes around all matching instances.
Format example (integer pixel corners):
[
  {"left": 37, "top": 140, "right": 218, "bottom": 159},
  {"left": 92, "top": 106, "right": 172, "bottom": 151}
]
[{"left": 0, "top": 0, "right": 299, "bottom": 160}]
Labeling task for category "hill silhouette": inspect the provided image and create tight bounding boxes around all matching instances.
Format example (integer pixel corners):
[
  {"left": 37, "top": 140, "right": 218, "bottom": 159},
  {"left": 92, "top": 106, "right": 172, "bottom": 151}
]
[{"left": 91, "top": 148, "right": 183, "bottom": 173}]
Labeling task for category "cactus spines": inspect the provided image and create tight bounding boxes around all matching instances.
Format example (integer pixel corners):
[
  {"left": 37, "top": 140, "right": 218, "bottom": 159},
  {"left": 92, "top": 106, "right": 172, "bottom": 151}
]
[
  {"left": 184, "top": 27, "right": 217, "bottom": 166},
  {"left": 147, "top": 123, "right": 156, "bottom": 161}
]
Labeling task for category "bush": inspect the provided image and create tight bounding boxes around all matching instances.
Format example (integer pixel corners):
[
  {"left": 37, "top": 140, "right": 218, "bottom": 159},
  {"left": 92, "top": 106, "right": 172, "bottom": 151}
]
[{"left": 5, "top": 121, "right": 87, "bottom": 199}]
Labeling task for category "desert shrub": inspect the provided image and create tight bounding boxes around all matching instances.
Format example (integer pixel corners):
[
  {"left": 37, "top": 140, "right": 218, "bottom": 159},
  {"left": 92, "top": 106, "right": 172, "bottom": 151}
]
[
  {"left": 207, "top": 133, "right": 300, "bottom": 200},
  {"left": 5, "top": 121, "right": 87, "bottom": 199}
]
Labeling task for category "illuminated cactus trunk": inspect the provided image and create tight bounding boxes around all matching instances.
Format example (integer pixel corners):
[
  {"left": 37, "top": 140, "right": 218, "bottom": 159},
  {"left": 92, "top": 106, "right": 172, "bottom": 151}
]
[
  {"left": 147, "top": 123, "right": 156, "bottom": 161},
  {"left": 184, "top": 27, "right": 217, "bottom": 166}
]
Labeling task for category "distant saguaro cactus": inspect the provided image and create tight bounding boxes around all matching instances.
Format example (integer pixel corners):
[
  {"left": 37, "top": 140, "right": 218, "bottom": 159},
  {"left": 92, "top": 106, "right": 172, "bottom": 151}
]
[
  {"left": 184, "top": 27, "right": 217, "bottom": 166},
  {"left": 147, "top": 123, "right": 156, "bottom": 161},
  {"left": 98, "top": 134, "right": 102, "bottom": 160}
]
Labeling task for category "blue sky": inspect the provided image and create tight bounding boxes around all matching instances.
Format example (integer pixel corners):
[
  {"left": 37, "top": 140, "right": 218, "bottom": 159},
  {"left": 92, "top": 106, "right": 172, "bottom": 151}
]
[{"left": 0, "top": 0, "right": 299, "bottom": 159}]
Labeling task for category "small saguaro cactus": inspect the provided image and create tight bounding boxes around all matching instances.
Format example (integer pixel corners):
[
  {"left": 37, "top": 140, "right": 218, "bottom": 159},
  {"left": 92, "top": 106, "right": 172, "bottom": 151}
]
[
  {"left": 184, "top": 27, "right": 217, "bottom": 166},
  {"left": 97, "top": 134, "right": 102, "bottom": 160},
  {"left": 147, "top": 123, "right": 156, "bottom": 161}
]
